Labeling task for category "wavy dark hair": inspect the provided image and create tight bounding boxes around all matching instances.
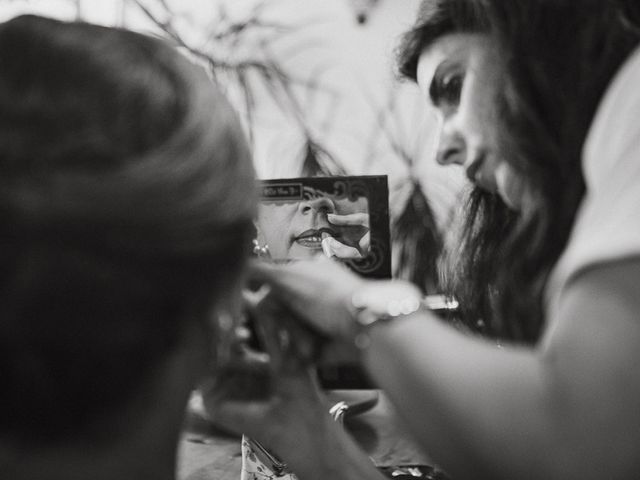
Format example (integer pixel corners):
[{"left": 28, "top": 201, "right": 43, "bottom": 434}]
[
  {"left": 398, "top": 0, "right": 640, "bottom": 342},
  {"left": 0, "top": 15, "right": 256, "bottom": 442}
]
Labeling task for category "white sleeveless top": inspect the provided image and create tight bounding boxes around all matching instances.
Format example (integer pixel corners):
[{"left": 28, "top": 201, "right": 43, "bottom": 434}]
[{"left": 545, "top": 45, "right": 640, "bottom": 317}]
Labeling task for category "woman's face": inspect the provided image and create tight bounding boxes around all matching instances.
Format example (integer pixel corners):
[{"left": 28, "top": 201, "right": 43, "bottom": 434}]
[
  {"left": 416, "top": 33, "right": 524, "bottom": 210},
  {"left": 257, "top": 195, "right": 369, "bottom": 260}
]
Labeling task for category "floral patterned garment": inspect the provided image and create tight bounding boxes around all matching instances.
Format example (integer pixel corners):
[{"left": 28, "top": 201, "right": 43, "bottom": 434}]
[
  {"left": 240, "top": 435, "right": 448, "bottom": 480},
  {"left": 241, "top": 436, "right": 298, "bottom": 480}
]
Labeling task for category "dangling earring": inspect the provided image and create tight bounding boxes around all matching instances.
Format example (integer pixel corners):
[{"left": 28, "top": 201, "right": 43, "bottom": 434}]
[
  {"left": 252, "top": 238, "right": 270, "bottom": 258},
  {"left": 253, "top": 224, "right": 271, "bottom": 259}
]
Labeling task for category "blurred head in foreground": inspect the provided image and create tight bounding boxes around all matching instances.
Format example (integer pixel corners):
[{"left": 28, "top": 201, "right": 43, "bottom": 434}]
[{"left": 0, "top": 14, "right": 255, "bottom": 478}]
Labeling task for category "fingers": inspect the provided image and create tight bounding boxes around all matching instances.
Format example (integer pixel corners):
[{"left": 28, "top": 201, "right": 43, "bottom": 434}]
[
  {"left": 327, "top": 212, "right": 370, "bottom": 228},
  {"left": 247, "top": 262, "right": 309, "bottom": 320},
  {"left": 242, "top": 283, "right": 271, "bottom": 307},
  {"left": 322, "top": 236, "right": 362, "bottom": 259},
  {"left": 247, "top": 257, "right": 365, "bottom": 338},
  {"left": 245, "top": 290, "right": 288, "bottom": 372},
  {"left": 359, "top": 231, "right": 370, "bottom": 251},
  {"left": 245, "top": 289, "right": 323, "bottom": 373},
  {"left": 274, "top": 310, "right": 324, "bottom": 364}
]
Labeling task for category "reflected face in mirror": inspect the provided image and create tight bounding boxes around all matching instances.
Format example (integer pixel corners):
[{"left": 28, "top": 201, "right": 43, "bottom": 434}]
[
  {"left": 416, "top": 33, "right": 525, "bottom": 210},
  {"left": 257, "top": 193, "right": 369, "bottom": 260}
]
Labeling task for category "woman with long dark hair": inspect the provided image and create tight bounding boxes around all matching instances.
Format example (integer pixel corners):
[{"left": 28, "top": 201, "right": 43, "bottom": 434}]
[
  {"left": 241, "top": 1, "right": 640, "bottom": 478},
  {"left": 398, "top": 0, "right": 640, "bottom": 343}
]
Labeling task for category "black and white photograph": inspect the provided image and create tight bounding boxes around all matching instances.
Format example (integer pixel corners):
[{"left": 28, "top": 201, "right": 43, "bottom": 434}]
[
  {"left": 2, "top": 1, "right": 640, "bottom": 480},
  {"left": 257, "top": 176, "right": 391, "bottom": 278}
]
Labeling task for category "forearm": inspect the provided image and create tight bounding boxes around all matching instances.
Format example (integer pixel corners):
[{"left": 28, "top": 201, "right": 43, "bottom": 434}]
[
  {"left": 253, "top": 255, "right": 640, "bottom": 478},
  {"left": 362, "top": 311, "right": 552, "bottom": 480}
]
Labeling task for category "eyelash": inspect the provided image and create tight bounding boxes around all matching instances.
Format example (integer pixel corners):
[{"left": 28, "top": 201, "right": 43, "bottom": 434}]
[{"left": 434, "top": 74, "right": 464, "bottom": 108}]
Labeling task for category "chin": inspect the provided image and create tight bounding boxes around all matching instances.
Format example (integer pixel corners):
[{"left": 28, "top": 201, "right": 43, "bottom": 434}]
[{"left": 288, "top": 247, "right": 324, "bottom": 260}]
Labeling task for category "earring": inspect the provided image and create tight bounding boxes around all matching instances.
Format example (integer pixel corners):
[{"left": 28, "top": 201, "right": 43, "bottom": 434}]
[{"left": 252, "top": 239, "right": 270, "bottom": 258}]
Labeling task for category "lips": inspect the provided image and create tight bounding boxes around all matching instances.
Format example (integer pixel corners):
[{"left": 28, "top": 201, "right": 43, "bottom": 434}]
[
  {"left": 293, "top": 228, "right": 337, "bottom": 249},
  {"left": 466, "top": 158, "right": 497, "bottom": 194}
]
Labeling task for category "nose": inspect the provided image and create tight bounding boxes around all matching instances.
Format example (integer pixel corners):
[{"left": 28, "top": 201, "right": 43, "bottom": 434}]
[
  {"left": 299, "top": 196, "right": 335, "bottom": 216},
  {"left": 435, "top": 122, "right": 466, "bottom": 167}
]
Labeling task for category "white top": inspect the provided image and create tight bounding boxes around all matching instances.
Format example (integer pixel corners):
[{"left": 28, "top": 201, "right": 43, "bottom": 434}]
[{"left": 545, "top": 45, "right": 640, "bottom": 317}]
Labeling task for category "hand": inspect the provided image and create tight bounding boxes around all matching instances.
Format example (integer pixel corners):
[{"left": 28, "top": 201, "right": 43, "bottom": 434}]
[
  {"left": 249, "top": 257, "right": 367, "bottom": 340},
  {"left": 200, "top": 288, "right": 336, "bottom": 460},
  {"left": 201, "top": 288, "right": 387, "bottom": 480},
  {"left": 321, "top": 236, "right": 363, "bottom": 259},
  {"left": 327, "top": 213, "right": 370, "bottom": 257}
]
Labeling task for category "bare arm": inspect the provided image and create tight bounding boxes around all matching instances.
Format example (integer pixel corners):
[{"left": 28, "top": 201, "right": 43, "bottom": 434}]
[{"left": 363, "top": 258, "right": 640, "bottom": 479}]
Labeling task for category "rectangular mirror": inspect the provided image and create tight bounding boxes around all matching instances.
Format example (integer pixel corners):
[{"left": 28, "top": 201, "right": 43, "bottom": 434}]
[{"left": 257, "top": 175, "right": 391, "bottom": 279}]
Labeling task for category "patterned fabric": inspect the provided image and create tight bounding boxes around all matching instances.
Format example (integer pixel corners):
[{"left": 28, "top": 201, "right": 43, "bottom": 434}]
[
  {"left": 240, "top": 436, "right": 298, "bottom": 480},
  {"left": 240, "top": 436, "right": 447, "bottom": 479}
]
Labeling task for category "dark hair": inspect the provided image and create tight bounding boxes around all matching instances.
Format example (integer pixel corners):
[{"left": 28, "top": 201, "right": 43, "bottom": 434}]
[
  {"left": 397, "top": 0, "right": 490, "bottom": 81},
  {"left": 0, "top": 15, "right": 256, "bottom": 442},
  {"left": 398, "top": 0, "right": 640, "bottom": 342},
  {"left": 397, "top": 0, "right": 521, "bottom": 339},
  {"left": 485, "top": 0, "right": 640, "bottom": 340}
]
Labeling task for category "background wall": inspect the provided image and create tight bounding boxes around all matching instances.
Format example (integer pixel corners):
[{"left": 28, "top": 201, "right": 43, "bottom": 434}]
[{"left": 0, "top": 0, "right": 466, "bottom": 289}]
